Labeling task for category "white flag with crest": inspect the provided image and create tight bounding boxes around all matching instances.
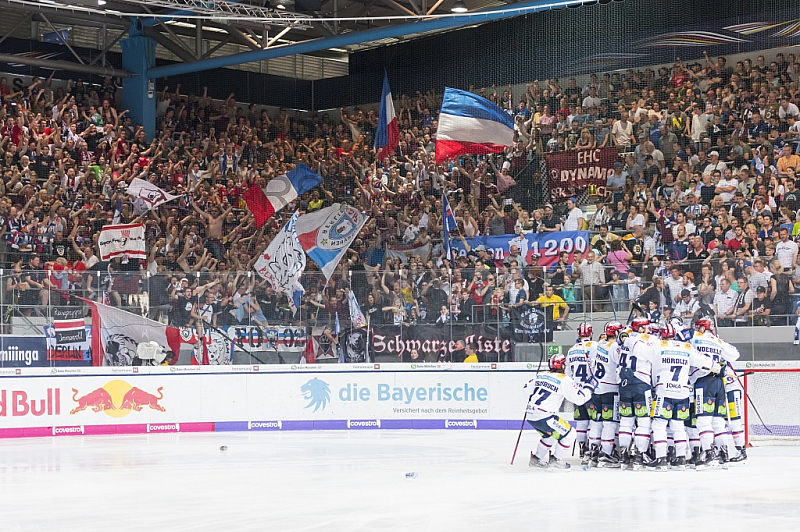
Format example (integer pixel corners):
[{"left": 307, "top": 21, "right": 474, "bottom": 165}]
[
  {"left": 127, "top": 178, "right": 179, "bottom": 215},
  {"left": 254, "top": 211, "right": 306, "bottom": 315}
]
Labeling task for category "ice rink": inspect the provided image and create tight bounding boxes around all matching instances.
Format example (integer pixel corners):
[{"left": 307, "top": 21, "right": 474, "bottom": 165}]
[{"left": 1, "top": 430, "right": 798, "bottom": 532}]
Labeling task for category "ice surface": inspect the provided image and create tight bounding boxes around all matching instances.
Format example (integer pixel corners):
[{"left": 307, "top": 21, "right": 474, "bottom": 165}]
[{"left": 0, "top": 431, "right": 798, "bottom": 531}]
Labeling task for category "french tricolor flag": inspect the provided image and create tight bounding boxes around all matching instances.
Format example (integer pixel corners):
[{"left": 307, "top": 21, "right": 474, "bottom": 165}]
[
  {"left": 374, "top": 72, "right": 400, "bottom": 161},
  {"left": 435, "top": 87, "right": 515, "bottom": 164},
  {"left": 244, "top": 163, "right": 322, "bottom": 227}
]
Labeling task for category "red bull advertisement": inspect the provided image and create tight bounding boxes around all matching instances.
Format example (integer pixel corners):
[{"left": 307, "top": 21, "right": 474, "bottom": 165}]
[{"left": 70, "top": 380, "right": 165, "bottom": 417}]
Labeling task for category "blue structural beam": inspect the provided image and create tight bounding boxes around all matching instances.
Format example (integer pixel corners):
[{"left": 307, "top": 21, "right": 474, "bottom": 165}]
[
  {"left": 120, "top": 32, "right": 158, "bottom": 139},
  {"left": 148, "top": 0, "right": 593, "bottom": 79}
]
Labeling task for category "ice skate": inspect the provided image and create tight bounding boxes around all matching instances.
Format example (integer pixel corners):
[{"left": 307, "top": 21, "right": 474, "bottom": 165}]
[
  {"left": 596, "top": 451, "right": 620, "bottom": 468},
  {"left": 529, "top": 452, "right": 550, "bottom": 470},
  {"left": 695, "top": 449, "right": 718, "bottom": 471},
  {"left": 670, "top": 456, "right": 687, "bottom": 471},
  {"left": 688, "top": 448, "right": 700, "bottom": 469},
  {"left": 630, "top": 447, "right": 644, "bottom": 471},
  {"left": 717, "top": 446, "right": 729, "bottom": 470},
  {"left": 619, "top": 448, "right": 631, "bottom": 470},
  {"left": 589, "top": 445, "right": 600, "bottom": 468},
  {"left": 728, "top": 446, "right": 748, "bottom": 464},
  {"left": 646, "top": 456, "right": 669, "bottom": 471},
  {"left": 548, "top": 455, "right": 571, "bottom": 470}
]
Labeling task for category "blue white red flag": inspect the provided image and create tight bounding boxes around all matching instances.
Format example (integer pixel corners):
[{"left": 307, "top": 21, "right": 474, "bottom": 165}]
[
  {"left": 374, "top": 72, "right": 400, "bottom": 161},
  {"left": 443, "top": 191, "right": 458, "bottom": 261},
  {"left": 244, "top": 163, "right": 322, "bottom": 227},
  {"left": 296, "top": 203, "right": 368, "bottom": 281},
  {"left": 435, "top": 87, "right": 515, "bottom": 163}
]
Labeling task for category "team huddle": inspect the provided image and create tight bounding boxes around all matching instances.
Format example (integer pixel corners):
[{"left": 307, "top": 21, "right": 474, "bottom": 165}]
[{"left": 525, "top": 317, "right": 746, "bottom": 471}]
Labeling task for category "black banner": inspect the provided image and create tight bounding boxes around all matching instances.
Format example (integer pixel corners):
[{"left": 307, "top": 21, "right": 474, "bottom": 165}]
[{"left": 370, "top": 324, "right": 514, "bottom": 362}]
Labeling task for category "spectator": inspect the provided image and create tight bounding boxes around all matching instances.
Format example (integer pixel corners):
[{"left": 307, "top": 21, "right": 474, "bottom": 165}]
[
  {"left": 714, "top": 278, "right": 737, "bottom": 327},
  {"left": 536, "top": 283, "right": 568, "bottom": 328}
]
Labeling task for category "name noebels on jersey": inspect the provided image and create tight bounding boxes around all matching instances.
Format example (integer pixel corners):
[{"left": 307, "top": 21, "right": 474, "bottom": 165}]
[{"left": 371, "top": 331, "right": 511, "bottom": 358}]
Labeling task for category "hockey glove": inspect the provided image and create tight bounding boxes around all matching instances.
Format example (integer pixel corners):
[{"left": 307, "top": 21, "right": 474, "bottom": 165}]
[{"left": 617, "top": 331, "right": 629, "bottom": 346}]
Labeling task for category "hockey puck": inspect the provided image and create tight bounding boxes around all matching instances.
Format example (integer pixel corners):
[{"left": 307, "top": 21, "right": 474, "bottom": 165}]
[{"left": 220, "top": 445, "right": 228, "bottom": 451}]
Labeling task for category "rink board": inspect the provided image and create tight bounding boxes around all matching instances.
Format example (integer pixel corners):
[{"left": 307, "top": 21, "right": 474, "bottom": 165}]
[
  {"left": 0, "top": 364, "right": 543, "bottom": 437},
  {"left": 0, "top": 361, "right": 796, "bottom": 439}
]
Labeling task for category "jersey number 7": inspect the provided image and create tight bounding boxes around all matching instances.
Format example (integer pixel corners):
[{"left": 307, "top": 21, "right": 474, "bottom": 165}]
[{"left": 534, "top": 388, "right": 551, "bottom": 405}]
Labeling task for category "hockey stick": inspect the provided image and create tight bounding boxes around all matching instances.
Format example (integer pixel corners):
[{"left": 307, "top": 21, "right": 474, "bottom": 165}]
[
  {"left": 626, "top": 301, "right": 644, "bottom": 325},
  {"left": 513, "top": 337, "right": 545, "bottom": 466},
  {"left": 510, "top": 408, "right": 528, "bottom": 465}
]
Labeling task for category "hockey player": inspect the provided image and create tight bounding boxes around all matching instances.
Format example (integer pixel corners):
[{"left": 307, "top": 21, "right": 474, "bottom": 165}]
[
  {"left": 565, "top": 323, "right": 595, "bottom": 460},
  {"left": 691, "top": 317, "right": 741, "bottom": 467},
  {"left": 722, "top": 363, "right": 748, "bottom": 463},
  {"left": 648, "top": 322, "right": 718, "bottom": 471},
  {"left": 617, "top": 317, "right": 657, "bottom": 470},
  {"left": 527, "top": 354, "right": 596, "bottom": 470},
  {"left": 587, "top": 322, "right": 623, "bottom": 468}
]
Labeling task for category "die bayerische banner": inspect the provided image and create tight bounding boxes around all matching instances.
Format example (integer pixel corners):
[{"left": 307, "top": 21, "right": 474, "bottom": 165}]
[
  {"left": 450, "top": 231, "right": 589, "bottom": 267},
  {"left": 546, "top": 147, "right": 619, "bottom": 201}
]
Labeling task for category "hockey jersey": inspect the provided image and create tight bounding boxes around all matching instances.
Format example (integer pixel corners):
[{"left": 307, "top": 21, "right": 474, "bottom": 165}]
[
  {"left": 619, "top": 332, "right": 657, "bottom": 386},
  {"left": 526, "top": 371, "right": 592, "bottom": 420},
  {"left": 565, "top": 340, "right": 594, "bottom": 385},
  {"left": 589, "top": 339, "right": 621, "bottom": 394},
  {"left": 689, "top": 331, "right": 740, "bottom": 384},
  {"left": 652, "top": 339, "right": 712, "bottom": 399}
]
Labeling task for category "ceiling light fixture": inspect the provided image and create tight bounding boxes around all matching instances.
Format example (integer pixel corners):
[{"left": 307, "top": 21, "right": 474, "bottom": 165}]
[
  {"left": 451, "top": 0, "right": 467, "bottom": 12},
  {"left": 98, "top": 0, "right": 107, "bottom": 5},
  {"left": 276, "top": 2, "right": 286, "bottom": 8}
]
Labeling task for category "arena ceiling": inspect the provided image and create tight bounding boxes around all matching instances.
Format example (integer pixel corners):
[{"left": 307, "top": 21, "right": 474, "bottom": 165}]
[{"left": 0, "top": 0, "right": 606, "bottom": 78}]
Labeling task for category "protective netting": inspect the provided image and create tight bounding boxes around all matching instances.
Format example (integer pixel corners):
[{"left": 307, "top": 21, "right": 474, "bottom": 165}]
[{"left": 746, "top": 370, "right": 800, "bottom": 445}]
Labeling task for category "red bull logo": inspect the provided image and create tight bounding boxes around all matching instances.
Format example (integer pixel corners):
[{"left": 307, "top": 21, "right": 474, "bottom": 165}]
[{"left": 70, "top": 380, "right": 165, "bottom": 418}]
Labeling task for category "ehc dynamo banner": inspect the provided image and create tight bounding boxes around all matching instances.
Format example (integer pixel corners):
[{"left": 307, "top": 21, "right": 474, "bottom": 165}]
[
  {"left": 450, "top": 231, "right": 589, "bottom": 267},
  {"left": 546, "top": 147, "right": 619, "bottom": 201}
]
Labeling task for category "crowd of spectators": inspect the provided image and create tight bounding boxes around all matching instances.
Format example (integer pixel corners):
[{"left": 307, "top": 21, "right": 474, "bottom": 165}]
[{"left": 0, "top": 47, "right": 800, "bottom": 341}]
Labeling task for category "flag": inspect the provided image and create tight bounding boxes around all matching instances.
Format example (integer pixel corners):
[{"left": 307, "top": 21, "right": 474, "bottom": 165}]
[
  {"left": 52, "top": 307, "right": 86, "bottom": 344},
  {"left": 443, "top": 191, "right": 458, "bottom": 261},
  {"left": 348, "top": 290, "right": 367, "bottom": 328},
  {"left": 82, "top": 299, "right": 194, "bottom": 366},
  {"left": 98, "top": 223, "right": 146, "bottom": 261},
  {"left": 112, "top": 198, "right": 121, "bottom": 225},
  {"left": 435, "top": 87, "right": 515, "bottom": 163},
  {"left": 127, "top": 177, "right": 178, "bottom": 215},
  {"left": 254, "top": 211, "right": 306, "bottom": 315},
  {"left": 244, "top": 163, "right": 322, "bottom": 227},
  {"left": 194, "top": 329, "right": 233, "bottom": 366},
  {"left": 291, "top": 282, "right": 305, "bottom": 315},
  {"left": 385, "top": 241, "right": 431, "bottom": 264},
  {"left": 374, "top": 72, "right": 400, "bottom": 161},
  {"left": 335, "top": 312, "right": 343, "bottom": 363},
  {"left": 295, "top": 203, "right": 369, "bottom": 280}
]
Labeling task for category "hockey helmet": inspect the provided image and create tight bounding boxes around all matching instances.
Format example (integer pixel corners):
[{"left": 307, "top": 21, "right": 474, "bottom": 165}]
[
  {"left": 604, "top": 321, "right": 623, "bottom": 338},
  {"left": 548, "top": 354, "right": 566, "bottom": 372},
  {"left": 630, "top": 317, "right": 650, "bottom": 333},
  {"left": 577, "top": 322, "right": 593, "bottom": 340},
  {"left": 660, "top": 323, "right": 676, "bottom": 339},
  {"left": 694, "top": 316, "right": 715, "bottom": 333}
]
